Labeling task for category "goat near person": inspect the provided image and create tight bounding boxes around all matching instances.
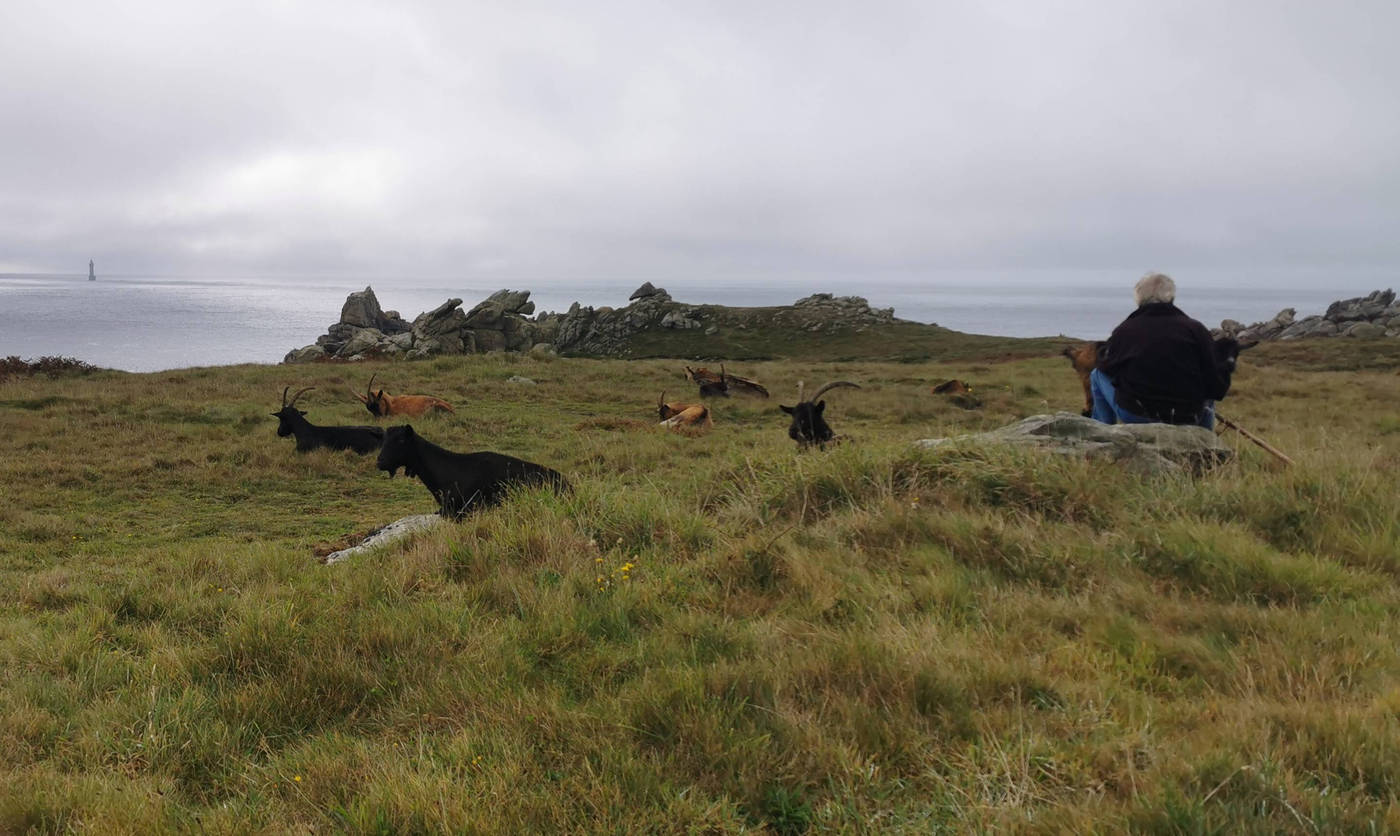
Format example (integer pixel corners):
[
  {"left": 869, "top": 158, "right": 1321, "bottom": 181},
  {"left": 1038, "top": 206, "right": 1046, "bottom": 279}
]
[
  {"left": 1062, "top": 341, "right": 1105, "bottom": 417},
  {"left": 354, "top": 373, "right": 455, "bottom": 418},
  {"left": 657, "top": 392, "right": 713, "bottom": 431},
  {"left": 779, "top": 380, "right": 860, "bottom": 448},
  {"left": 376, "top": 424, "right": 569, "bottom": 519},
  {"left": 1066, "top": 336, "right": 1253, "bottom": 416},
  {"left": 272, "top": 387, "right": 385, "bottom": 454}
]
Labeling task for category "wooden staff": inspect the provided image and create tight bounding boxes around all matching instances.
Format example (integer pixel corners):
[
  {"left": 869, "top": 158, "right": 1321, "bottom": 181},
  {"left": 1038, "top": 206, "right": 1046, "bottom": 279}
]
[{"left": 1215, "top": 412, "right": 1294, "bottom": 466}]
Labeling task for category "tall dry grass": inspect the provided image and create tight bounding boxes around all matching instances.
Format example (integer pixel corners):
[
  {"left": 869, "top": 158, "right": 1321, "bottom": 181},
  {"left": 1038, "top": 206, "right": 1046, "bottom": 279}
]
[{"left": 1, "top": 341, "right": 1398, "bottom": 832}]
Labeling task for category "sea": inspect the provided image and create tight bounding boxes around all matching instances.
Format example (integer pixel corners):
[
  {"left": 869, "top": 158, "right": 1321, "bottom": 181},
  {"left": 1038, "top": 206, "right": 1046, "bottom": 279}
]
[{"left": 0, "top": 269, "right": 1392, "bottom": 373}]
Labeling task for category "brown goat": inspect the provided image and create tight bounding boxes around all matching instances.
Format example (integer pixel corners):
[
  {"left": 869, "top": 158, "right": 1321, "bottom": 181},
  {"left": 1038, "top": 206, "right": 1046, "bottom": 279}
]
[
  {"left": 1062, "top": 342, "right": 1105, "bottom": 417},
  {"left": 657, "top": 391, "right": 713, "bottom": 432},
  {"left": 684, "top": 364, "right": 770, "bottom": 398},
  {"left": 354, "top": 373, "right": 455, "bottom": 418}
]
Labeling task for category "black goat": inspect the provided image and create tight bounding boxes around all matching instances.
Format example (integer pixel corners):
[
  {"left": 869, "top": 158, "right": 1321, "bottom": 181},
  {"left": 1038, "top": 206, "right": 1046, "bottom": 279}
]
[
  {"left": 272, "top": 387, "right": 385, "bottom": 454},
  {"left": 1213, "top": 336, "right": 1252, "bottom": 377},
  {"left": 779, "top": 380, "right": 860, "bottom": 448},
  {"left": 376, "top": 424, "right": 570, "bottom": 519}
]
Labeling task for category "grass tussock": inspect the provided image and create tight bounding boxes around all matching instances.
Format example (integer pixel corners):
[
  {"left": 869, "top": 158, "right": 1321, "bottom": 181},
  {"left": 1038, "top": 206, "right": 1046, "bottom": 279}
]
[{"left": 1, "top": 341, "right": 1399, "bottom": 832}]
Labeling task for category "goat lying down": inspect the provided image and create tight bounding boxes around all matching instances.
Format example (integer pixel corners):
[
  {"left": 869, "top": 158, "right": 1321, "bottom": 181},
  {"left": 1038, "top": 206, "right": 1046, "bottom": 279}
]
[
  {"left": 377, "top": 424, "right": 570, "bottom": 519},
  {"left": 657, "top": 392, "right": 713, "bottom": 431},
  {"left": 355, "top": 373, "right": 455, "bottom": 418},
  {"left": 779, "top": 380, "right": 860, "bottom": 448},
  {"left": 684, "top": 364, "right": 770, "bottom": 398},
  {"left": 272, "top": 387, "right": 385, "bottom": 454}
]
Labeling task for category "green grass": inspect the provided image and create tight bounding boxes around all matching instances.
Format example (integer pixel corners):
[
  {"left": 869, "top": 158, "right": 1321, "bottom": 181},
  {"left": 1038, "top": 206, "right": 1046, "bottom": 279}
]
[
  {"left": 2, "top": 337, "right": 1399, "bottom": 832},
  {"left": 616, "top": 313, "right": 1070, "bottom": 362}
]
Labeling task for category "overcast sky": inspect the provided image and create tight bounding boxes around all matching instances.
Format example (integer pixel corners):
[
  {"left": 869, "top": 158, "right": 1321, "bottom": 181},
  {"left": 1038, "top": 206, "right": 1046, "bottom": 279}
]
[{"left": 2, "top": 0, "right": 1397, "bottom": 282}]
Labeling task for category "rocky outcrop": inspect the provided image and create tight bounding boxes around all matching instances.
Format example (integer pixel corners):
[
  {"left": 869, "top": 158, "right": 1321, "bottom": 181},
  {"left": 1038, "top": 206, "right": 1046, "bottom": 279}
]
[
  {"left": 785, "top": 293, "right": 897, "bottom": 330},
  {"left": 1218, "top": 289, "right": 1398, "bottom": 342},
  {"left": 284, "top": 287, "right": 541, "bottom": 363},
  {"left": 916, "top": 412, "right": 1232, "bottom": 475},
  {"left": 284, "top": 282, "right": 909, "bottom": 363}
]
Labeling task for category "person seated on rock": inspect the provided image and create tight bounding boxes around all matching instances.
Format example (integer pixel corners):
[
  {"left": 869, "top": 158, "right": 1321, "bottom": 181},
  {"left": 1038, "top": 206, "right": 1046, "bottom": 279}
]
[{"left": 1090, "top": 273, "right": 1229, "bottom": 429}]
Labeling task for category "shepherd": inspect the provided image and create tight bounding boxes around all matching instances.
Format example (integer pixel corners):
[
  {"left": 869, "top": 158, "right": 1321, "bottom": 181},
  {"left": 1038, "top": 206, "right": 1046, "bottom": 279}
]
[{"left": 1090, "top": 272, "right": 1232, "bottom": 429}]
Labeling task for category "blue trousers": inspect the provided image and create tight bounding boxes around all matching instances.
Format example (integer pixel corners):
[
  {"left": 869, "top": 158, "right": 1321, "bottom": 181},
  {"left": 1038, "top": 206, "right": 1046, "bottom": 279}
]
[{"left": 1090, "top": 368, "right": 1214, "bottom": 429}]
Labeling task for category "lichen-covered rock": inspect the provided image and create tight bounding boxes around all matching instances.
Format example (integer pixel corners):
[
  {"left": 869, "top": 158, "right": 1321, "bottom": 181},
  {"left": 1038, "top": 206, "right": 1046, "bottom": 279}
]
[
  {"left": 1345, "top": 321, "right": 1386, "bottom": 339},
  {"left": 915, "top": 412, "right": 1232, "bottom": 475},
  {"left": 336, "top": 327, "right": 385, "bottom": 358},
  {"left": 323, "top": 514, "right": 443, "bottom": 565},
  {"left": 464, "top": 300, "right": 506, "bottom": 328},
  {"left": 629, "top": 281, "right": 669, "bottom": 301},
  {"left": 283, "top": 344, "right": 327, "bottom": 364},
  {"left": 340, "top": 286, "right": 385, "bottom": 329},
  {"left": 660, "top": 309, "right": 702, "bottom": 329},
  {"left": 474, "top": 329, "right": 507, "bottom": 352},
  {"left": 488, "top": 288, "right": 534, "bottom": 315}
]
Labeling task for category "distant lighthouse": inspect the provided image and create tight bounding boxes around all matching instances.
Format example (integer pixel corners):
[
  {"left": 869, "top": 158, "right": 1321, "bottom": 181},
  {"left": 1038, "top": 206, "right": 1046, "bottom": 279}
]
[{"left": 89, "top": 259, "right": 96, "bottom": 281}]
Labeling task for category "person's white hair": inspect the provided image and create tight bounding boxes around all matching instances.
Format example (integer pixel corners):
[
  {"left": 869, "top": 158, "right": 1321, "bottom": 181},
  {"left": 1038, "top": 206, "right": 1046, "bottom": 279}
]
[{"left": 1134, "top": 272, "right": 1176, "bottom": 306}]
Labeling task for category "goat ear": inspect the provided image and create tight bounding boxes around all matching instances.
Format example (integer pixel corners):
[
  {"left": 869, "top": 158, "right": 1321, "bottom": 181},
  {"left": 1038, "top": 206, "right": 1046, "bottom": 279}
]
[
  {"left": 353, "top": 391, "right": 368, "bottom": 403},
  {"left": 779, "top": 404, "right": 794, "bottom": 414}
]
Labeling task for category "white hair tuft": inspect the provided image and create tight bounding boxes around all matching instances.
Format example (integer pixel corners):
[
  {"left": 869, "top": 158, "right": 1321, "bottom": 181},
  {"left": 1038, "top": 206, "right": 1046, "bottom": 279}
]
[{"left": 1134, "top": 272, "right": 1176, "bottom": 306}]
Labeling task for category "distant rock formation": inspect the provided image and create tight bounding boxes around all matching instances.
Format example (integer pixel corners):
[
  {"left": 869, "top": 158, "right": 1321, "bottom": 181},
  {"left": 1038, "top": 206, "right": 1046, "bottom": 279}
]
[
  {"left": 283, "top": 283, "right": 902, "bottom": 363},
  {"left": 1216, "top": 289, "right": 1398, "bottom": 342},
  {"left": 284, "top": 286, "right": 542, "bottom": 363}
]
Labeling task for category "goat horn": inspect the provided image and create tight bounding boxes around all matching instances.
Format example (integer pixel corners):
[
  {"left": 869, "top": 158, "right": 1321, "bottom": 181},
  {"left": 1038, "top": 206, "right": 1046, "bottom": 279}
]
[
  {"left": 280, "top": 386, "right": 290, "bottom": 408},
  {"left": 659, "top": 391, "right": 666, "bottom": 407},
  {"left": 796, "top": 380, "right": 805, "bottom": 402},
  {"left": 288, "top": 386, "right": 316, "bottom": 407},
  {"left": 809, "top": 381, "right": 860, "bottom": 402},
  {"left": 720, "top": 363, "right": 726, "bottom": 382},
  {"left": 366, "top": 373, "right": 378, "bottom": 398}
]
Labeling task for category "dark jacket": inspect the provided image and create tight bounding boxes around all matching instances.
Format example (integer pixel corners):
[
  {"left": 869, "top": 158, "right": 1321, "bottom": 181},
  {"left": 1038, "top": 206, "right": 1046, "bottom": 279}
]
[{"left": 1100, "top": 302, "right": 1229, "bottom": 423}]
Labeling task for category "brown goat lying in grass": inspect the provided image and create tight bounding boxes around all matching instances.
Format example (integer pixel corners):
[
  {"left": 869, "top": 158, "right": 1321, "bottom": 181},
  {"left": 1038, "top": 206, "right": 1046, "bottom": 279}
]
[
  {"left": 657, "top": 392, "right": 713, "bottom": 432},
  {"left": 354, "top": 373, "right": 455, "bottom": 418}
]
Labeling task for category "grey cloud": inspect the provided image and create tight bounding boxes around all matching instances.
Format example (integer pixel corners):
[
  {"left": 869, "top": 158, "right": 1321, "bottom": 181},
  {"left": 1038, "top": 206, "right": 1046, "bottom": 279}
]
[{"left": 1, "top": 0, "right": 1397, "bottom": 278}]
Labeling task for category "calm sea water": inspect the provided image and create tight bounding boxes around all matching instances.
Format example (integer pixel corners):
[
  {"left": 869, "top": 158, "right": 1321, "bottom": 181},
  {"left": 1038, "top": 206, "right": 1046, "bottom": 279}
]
[{"left": 0, "top": 269, "right": 1391, "bottom": 372}]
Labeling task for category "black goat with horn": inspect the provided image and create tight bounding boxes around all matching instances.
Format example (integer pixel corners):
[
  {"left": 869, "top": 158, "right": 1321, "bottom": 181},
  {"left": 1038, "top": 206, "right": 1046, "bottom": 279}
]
[
  {"left": 377, "top": 425, "right": 570, "bottom": 519},
  {"left": 272, "top": 387, "right": 385, "bottom": 454},
  {"left": 779, "top": 380, "right": 860, "bottom": 448}
]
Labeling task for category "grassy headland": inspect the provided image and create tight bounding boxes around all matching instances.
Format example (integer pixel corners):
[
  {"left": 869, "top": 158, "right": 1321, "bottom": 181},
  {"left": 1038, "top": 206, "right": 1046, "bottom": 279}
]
[
  {"left": 617, "top": 307, "right": 1069, "bottom": 362},
  {"left": 2, "top": 334, "right": 1399, "bottom": 832}
]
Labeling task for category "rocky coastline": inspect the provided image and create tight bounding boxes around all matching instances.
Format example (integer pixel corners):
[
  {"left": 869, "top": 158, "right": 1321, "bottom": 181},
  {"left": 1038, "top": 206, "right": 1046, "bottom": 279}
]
[
  {"left": 283, "top": 284, "right": 1400, "bottom": 365},
  {"left": 1216, "top": 289, "right": 1398, "bottom": 343},
  {"left": 283, "top": 283, "right": 897, "bottom": 363}
]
